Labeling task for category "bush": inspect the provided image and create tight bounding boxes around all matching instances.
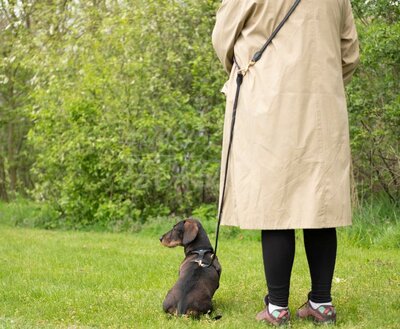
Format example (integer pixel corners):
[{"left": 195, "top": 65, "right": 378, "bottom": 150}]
[
  {"left": 28, "top": 0, "right": 225, "bottom": 228},
  {"left": 348, "top": 0, "right": 400, "bottom": 203}
]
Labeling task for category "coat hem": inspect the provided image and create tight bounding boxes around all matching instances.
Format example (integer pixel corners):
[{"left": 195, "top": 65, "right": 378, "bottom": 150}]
[{"left": 220, "top": 222, "right": 352, "bottom": 230}]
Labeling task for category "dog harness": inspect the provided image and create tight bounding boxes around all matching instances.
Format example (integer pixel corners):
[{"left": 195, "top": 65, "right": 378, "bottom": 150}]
[{"left": 189, "top": 248, "right": 215, "bottom": 268}]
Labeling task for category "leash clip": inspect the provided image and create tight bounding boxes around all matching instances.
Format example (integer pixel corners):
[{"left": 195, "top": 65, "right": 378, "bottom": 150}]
[
  {"left": 194, "top": 259, "right": 210, "bottom": 268},
  {"left": 238, "top": 60, "right": 255, "bottom": 76}
]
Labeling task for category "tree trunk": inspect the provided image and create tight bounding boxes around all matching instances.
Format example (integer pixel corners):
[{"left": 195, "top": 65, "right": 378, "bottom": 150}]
[
  {"left": 0, "top": 155, "right": 9, "bottom": 201},
  {"left": 8, "top": 122, "right": 17, "bottom": 194}
]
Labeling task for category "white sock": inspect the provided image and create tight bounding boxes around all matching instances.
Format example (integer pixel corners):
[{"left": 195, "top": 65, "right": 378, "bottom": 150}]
[
  {"left": 309, "top": 300, "right": 332, "bottom": 309},
  {"left": 268, "top": 302, "right": 287, "bottom": 314}
]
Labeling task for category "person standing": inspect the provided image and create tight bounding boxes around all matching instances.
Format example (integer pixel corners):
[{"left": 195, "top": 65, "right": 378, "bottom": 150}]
[{"left": 212, "top": 0, "right": 359, "bottom": 326}]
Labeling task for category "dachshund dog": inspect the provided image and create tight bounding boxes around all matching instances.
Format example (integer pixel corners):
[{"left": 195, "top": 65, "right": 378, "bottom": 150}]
[{"left": 160, "top": 219, "right": 221, "bottom": 317}]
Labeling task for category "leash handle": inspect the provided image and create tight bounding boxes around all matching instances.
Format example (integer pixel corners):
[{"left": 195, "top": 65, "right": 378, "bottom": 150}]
[{"left": 213, "top": 0, "right": 301, "bottom": 259}]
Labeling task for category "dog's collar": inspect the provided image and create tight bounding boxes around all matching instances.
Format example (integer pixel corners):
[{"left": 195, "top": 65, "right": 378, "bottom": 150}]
[{"left": 188, "top": 248, "right": 214, "bottom": 268}]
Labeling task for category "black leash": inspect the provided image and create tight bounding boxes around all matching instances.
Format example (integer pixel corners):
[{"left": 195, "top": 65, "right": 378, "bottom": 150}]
[{"left": 212, "top": 0, "right": 301, "bottom": 261}]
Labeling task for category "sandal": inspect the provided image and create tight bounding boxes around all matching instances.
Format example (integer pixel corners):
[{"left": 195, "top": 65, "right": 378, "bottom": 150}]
[{"left": 296, "top": 300, "right": 336, "bottom": 324}]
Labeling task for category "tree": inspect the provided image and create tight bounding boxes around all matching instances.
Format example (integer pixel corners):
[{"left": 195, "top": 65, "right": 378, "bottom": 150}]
[{"left": 348, "top": 0, "right": 400, "bottom": 203}]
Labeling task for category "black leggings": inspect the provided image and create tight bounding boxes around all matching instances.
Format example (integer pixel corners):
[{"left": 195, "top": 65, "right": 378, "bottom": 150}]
[{"left": 261, "top": 228, "right": 337, "bottom": 306}]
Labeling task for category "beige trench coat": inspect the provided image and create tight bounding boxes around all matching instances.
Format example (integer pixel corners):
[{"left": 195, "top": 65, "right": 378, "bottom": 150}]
[{"left": 212, "top": 0, "right": 359, "bottom": 229}]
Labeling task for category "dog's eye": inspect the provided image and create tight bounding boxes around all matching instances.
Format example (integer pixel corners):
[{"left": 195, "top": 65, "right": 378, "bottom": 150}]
[{"left": 172, "top": 221, "right": 184, "bottom": 232}]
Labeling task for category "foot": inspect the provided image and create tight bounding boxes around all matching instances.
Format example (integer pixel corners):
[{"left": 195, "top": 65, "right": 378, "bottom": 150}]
[
  {"left": 296, "top": 300, "right": 336, "bottom": 324},
  {"left": 256, "top": 307, "right": 290, "bottom": 326}
]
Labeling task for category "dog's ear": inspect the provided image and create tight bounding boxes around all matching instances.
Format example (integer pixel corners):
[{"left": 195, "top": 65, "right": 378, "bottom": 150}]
[{"left": 182, "top": 220, "right": 199, "bottom": 245}]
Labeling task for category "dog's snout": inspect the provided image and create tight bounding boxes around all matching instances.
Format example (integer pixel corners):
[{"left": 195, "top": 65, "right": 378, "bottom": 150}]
[{"left": 159, "top": 235, "right": 163, "bottom": 242}]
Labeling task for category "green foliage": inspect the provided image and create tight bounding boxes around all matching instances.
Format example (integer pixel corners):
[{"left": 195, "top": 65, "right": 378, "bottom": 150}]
[
  {"left": 342, "top": 195, "right": 400, "bottom": 249},
  {"left": 26, "top": 0, "right": 225, "bottom": 227},
  {"left": 192, "top": 204, "right": 218, "bottom": 222},
  {"left": 348, "top": 0, "right": 400, "bottom": 203},
  {"left": 352, "top": 0, "right": 400, "bottom": 23},
  {"left": 0, "top": 198, "right": 58, "bottom": 229},
  {"left": 2, "top": 198, "right": 399, "bottom": 249},
  {"left": 0, "top": 10, "right": 35, "bottom": 200}
]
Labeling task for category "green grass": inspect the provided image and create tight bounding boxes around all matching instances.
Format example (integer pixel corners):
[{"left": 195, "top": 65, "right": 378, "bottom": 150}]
[
  {"left": 1, "top": 197, "right": 399, "bottom": 249},
  {"left": 342, "top": 197, "right": 400, "bottom": 249},
  {"left": 0, "top": 218, "right": 399, "bottom": 328}
]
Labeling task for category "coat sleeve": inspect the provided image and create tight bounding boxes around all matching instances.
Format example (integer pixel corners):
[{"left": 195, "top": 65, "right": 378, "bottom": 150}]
[
  {"left": 212, "top": 0, "right": 256, "bottom": 74},
  {"left": 341, "top": 0, "right": 360, "bottom": 85}
]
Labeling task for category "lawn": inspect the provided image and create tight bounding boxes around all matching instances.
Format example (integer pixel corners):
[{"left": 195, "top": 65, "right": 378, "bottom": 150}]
[{"left": 0, "top": 222, "right": 399, "bottom": 328}]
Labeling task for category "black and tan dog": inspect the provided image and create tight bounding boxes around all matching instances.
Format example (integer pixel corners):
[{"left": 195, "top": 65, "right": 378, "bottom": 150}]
[{"left": 159, "top": 219, "right": 221, "bottom": 317}]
